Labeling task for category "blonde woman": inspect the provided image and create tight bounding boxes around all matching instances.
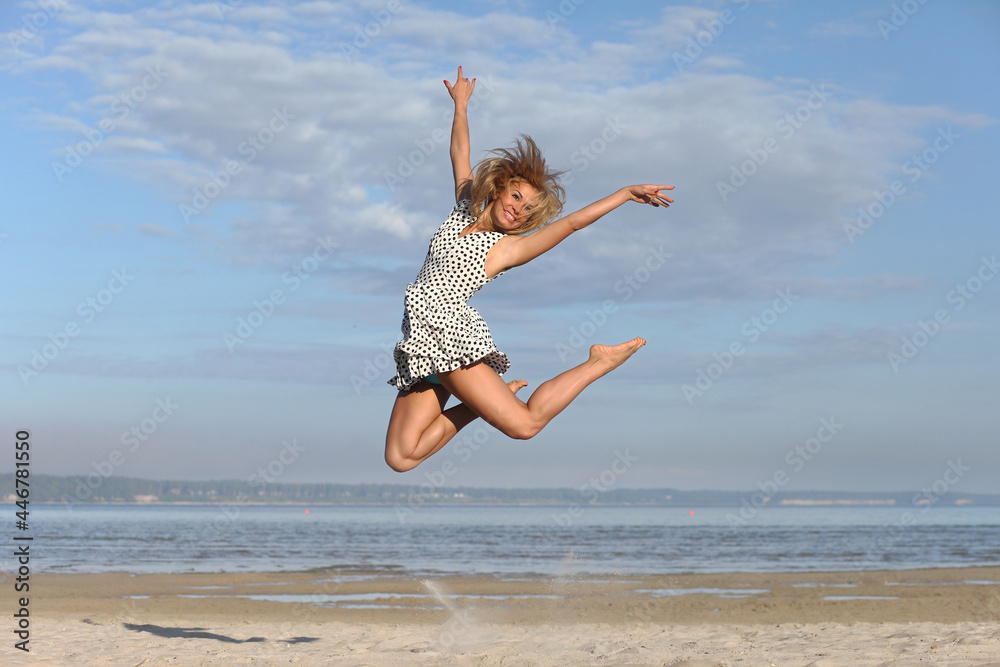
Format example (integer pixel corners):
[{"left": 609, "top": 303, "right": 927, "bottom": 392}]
[{"left": 384, "top": 67, "right": 673, "bottom": 472}]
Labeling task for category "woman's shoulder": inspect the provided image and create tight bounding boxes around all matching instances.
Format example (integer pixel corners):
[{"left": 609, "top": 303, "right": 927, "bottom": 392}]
[
  {"left": 428, "top": 200, "right": 473, "bottom": 241},
  {"left": 443, "top": 199, "right": 474, "bottom": 227}
]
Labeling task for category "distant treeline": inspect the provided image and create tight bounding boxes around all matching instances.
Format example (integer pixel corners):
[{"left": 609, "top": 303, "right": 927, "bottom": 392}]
[{"left": 4, "top": 473, "right": 999, "bottom": 507}]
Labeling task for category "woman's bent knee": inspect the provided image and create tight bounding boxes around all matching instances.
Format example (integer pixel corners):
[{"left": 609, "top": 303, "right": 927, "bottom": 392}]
[
  {"left": 384, "top": 443, "right": 420, "bottom": 472},
  {"left": 499, "top": 421, "right": 542, "bottom": 441},
  {"left": 385, "top": 452, "right": 418, "bottom": 473}
]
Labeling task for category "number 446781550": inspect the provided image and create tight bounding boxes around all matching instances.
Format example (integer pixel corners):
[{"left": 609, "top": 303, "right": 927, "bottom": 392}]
[{"left": 15, "top": 430, "right": 30, "bottom": 526}]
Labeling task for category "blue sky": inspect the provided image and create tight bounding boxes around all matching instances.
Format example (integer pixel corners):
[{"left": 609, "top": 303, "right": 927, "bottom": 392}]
[{"left": 2, "top": 0, "right": 998, "bottom": 494}]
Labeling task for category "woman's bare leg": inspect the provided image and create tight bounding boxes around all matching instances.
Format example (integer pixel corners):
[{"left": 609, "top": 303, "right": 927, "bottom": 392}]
[
  {"left": 440, "top": 338, "right": 645, "bottom": 441},
  {"left": 384, "top": 378, "right": 528, "bottom": 472}
]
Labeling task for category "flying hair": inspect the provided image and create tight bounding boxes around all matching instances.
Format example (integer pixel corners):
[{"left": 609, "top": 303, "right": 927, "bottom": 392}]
[{"left": 469, "top": 135, "right": 566, "bottom": 234}]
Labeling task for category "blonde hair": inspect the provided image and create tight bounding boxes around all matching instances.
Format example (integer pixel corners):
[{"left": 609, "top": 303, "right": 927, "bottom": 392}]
[{"left": 469, "top": 135, "right": 565, "bottom": 234}]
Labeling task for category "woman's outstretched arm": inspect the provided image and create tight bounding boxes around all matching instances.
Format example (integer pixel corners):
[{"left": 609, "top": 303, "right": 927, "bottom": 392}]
[
  {"left": 443, "top": 66, "right": 476, "bottom": 202},
  {"left": 491, "top": 184, "right": 674, "bottom": 272}
]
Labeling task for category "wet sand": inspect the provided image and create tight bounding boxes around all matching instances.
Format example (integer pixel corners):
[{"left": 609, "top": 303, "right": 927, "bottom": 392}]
[{"left": 16, "top": 566, "right": 1000, "bottom": 665}]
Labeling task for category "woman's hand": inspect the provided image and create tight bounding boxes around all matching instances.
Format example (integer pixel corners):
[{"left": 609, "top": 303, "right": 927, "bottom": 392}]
[
  {"left": 625, "top": 184, "right": 675, "bottom": 207},
  {"left": 444, "top": 66, "right": 475, "bottom": 106}
]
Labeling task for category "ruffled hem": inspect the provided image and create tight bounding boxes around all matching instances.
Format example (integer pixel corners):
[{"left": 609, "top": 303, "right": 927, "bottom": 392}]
[{"left": 388, "top": 349, "right": 510, "bottom": 391}]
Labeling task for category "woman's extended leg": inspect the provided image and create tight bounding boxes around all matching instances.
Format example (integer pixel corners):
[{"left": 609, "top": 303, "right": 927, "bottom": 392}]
[
  {"left": 440, "top": 338, "right": 645, "bottom": 441},
  {"left": 384, "top": 379, "right": 528, "bottom": 472}
]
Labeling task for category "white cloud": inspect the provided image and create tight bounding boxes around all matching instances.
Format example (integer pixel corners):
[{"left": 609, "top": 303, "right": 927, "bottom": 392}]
[
  {"left": 11, "top": 0, "right": 994, "bottom": 309},
  {"left": 137, "top": 222, "right": 176, "bottom": 237}
]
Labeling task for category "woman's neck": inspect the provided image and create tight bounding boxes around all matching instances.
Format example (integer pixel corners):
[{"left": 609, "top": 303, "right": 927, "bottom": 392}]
[{"left": 459, "top": 214, "right": 496, "bottom": 236}]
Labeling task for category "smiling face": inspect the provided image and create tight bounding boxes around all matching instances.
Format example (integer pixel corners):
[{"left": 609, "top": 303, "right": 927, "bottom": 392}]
[{"left": 488, "top": 181, "right": 540, "bottom": 233}]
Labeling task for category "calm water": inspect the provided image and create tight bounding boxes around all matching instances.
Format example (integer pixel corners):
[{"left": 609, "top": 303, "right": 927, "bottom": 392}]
[{"left": 12, "top": 504, "right": 1000, "bottom": 576}]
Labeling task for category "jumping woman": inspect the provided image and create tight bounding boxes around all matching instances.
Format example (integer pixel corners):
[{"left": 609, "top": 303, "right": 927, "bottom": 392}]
[{"left": 384, "top": 67, "right": 673, "bottom": 472}]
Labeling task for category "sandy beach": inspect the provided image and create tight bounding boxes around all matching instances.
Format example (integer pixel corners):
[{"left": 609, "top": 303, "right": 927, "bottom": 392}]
[{"left": 10, "top": 565, "right": 1000, "bottom": 665}]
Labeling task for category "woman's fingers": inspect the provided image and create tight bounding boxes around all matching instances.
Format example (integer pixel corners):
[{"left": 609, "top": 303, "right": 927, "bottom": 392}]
[
  {"left": 650, "top": 185, "right": 674, "bottom": 200},
  {"left": 630, "top": 184, "right": 674, "bottom": 207},
  {"left": 446, "top": 66, "right": 474, "bottom": 98},
  {"left": 648, "top": 185, "right": 674, "bottom": 206}
]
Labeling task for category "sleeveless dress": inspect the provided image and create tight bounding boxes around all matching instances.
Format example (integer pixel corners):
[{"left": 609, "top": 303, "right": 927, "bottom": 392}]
[{"left": 388, "top": 200, "right": 510, "bottom": 391}]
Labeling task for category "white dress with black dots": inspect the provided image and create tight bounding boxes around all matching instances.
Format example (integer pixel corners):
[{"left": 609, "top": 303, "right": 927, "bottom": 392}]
[{"left": 389, "top": 200, "right": 511, "bottom": 391}]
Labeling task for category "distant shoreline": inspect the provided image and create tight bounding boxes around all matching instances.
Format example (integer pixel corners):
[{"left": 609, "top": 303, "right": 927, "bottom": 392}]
[
  {"left": 6, "top": 473, "right": 1000, "bottom": 507},
  {"left": 26, "top": 499, "right": 1000, "bottom": 507}
]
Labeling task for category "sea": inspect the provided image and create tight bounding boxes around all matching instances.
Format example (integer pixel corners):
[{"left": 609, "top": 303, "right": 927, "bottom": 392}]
[{"left": 12, "top": 504, "right": 1000, "bottom": 577}]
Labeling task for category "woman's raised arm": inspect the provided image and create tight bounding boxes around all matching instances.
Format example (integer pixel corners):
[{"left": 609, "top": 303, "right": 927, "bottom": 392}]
[
  {"left": 489, "top": 185, "right": 674, "bottom": 275},
  {"left": 443, "top": 66, "right": 476, "bottom": 202}
]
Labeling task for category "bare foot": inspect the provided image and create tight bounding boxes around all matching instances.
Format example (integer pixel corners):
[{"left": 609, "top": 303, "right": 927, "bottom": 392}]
[
  {"left": 507, "top": 379, "right": 528, "bottom": 394},
  {"left": 588, "top": 337, "right": 646, "bottom": 375}
]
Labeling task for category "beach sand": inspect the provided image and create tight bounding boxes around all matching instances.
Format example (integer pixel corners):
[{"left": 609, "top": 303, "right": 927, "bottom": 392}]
[{"left": 16, "top": 566, "right": 1000, "bottom": 665}]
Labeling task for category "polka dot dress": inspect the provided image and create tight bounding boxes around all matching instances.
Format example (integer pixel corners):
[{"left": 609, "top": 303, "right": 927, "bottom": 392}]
[{"left": 389, "top": 200, "right": 510, "bottom": 390}]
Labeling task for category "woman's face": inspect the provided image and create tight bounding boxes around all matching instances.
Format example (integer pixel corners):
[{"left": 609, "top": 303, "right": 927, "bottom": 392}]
[{"left": 489, "top": 182, "right": 539, "bottom": 233}]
